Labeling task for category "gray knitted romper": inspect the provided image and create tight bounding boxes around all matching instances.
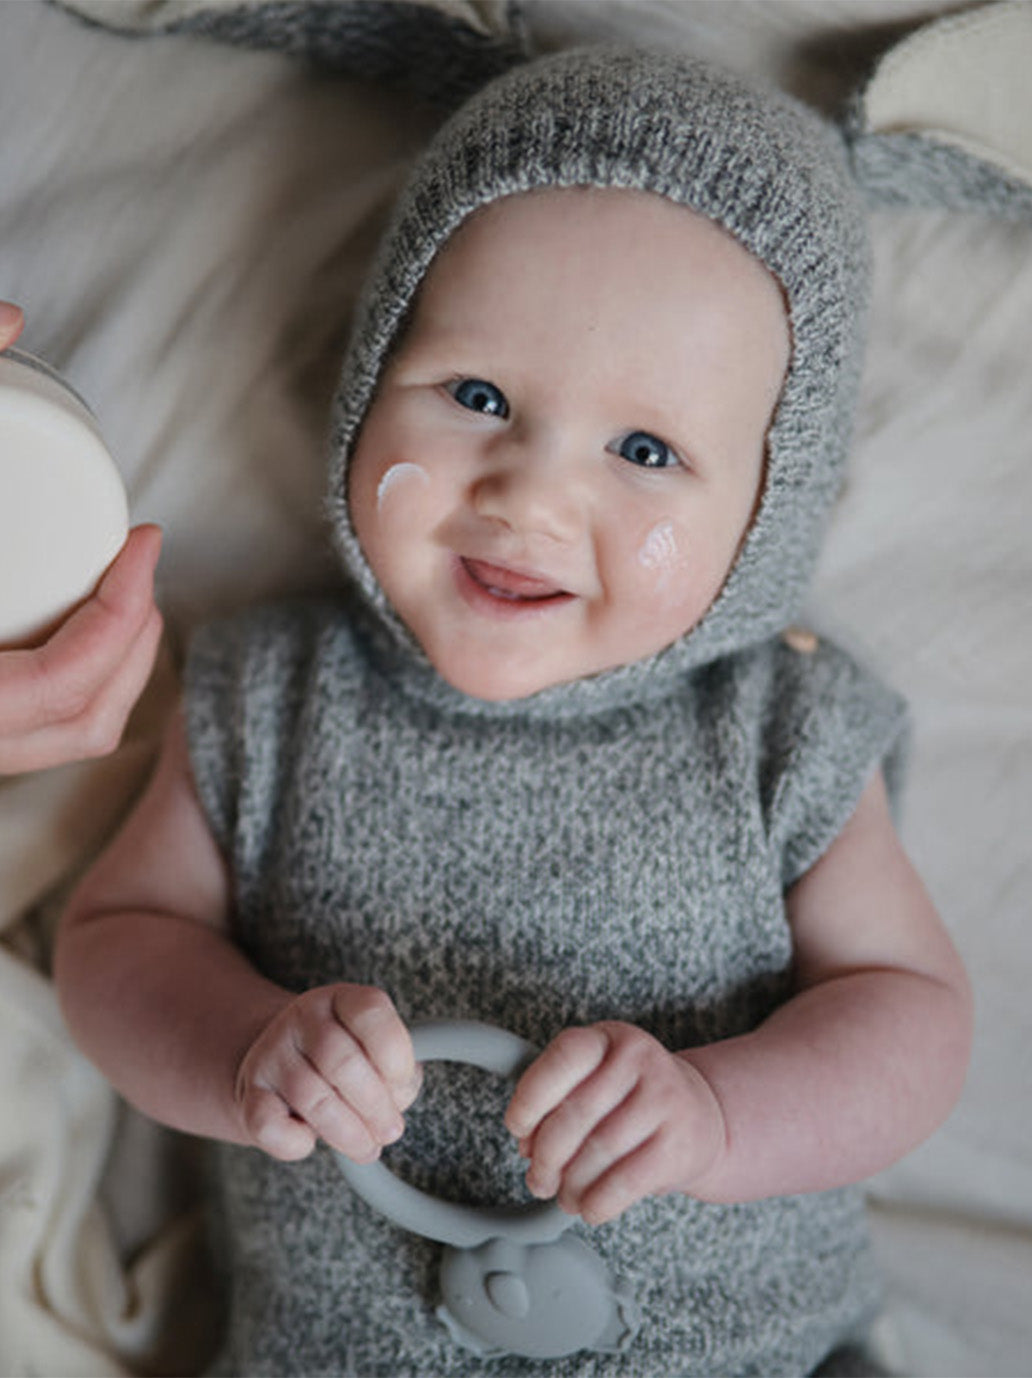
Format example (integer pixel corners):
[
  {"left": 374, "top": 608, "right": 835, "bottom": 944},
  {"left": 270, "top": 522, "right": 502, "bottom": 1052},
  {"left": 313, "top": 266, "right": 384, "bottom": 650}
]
[{"left": 186, "top": 47, "right": 907, "bottom": 1377}]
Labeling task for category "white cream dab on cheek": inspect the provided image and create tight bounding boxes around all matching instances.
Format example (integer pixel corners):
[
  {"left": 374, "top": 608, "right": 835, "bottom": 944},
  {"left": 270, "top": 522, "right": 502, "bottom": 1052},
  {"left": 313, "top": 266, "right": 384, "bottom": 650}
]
[
  {"left": 376, "top": 462, "right": 430, "bottom": 510},
  {"left": 637, "top": 520, "right": 680, "bottom": 579},
  {"left": 636, "top": 519, "right": 689, "bottom": 600}
]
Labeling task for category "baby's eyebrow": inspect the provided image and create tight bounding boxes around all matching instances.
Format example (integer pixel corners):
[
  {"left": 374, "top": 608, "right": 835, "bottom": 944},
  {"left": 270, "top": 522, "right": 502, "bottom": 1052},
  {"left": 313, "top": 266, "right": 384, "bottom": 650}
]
[{"left": 394, "top": 322, "right": 493, "bottom": 369}]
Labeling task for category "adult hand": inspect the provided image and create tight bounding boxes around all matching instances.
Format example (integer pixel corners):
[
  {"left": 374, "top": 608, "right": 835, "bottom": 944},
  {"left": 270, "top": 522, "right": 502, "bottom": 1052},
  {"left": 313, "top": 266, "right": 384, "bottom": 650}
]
[
  {"left": 0, "top": 523, "right": 164, "bottom": 774},
  {"left": 0, "top": 299, "right": 25, "bottom": 350},
  {"left": 0, "top": 300, "right": 163, "bottom": 774}
]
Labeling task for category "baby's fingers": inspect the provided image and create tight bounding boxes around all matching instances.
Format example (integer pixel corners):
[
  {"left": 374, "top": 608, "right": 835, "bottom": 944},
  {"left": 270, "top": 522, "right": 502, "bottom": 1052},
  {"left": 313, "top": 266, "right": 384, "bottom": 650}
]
[
  {"left": 574, "top": 1130, "right": 674, "bottom": 1227},
  {"left": 521, "top": 1059, "right": 641, "bottom": 1202},
  {"left": 242, "top": 1035, "right": 390, "bottom": 1163},
  {"left": 280, "top": 1054, "right": 391, "bottom": 1163},
  {"left": 334, "top": 986, "right": 420, "bottom": 1112},
  {"left": 240, "top": 1086, "right": 318, "bottom": 1162},
  {"left": 237, "top": 986, "right": 419, "bottom": 1163},
  {"left": 505, "top": 1025, "right": 609, "bottom": 1145},
  {"left": 304, "top": 1010, "right": 406, "bottom": 1151}
]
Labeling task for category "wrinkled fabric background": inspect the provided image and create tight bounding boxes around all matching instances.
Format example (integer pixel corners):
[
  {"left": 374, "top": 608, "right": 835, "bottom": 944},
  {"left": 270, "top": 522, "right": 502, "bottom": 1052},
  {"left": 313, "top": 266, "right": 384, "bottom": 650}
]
[{"left": 0, "top": 2, "right": 1029, "bottom": 1373}]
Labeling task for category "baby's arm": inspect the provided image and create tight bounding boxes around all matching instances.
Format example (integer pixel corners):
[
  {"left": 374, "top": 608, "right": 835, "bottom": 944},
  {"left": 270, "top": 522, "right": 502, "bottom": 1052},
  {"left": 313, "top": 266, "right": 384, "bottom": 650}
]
[
  {"left": 0, "top": 302, "right": 163, "bottom": 775},
  {"left": 55, "top": 709, "right": 420, "bottom": 1162},
  {"left": 506, "top": 770, "right": 973, "bottom": 1224}
]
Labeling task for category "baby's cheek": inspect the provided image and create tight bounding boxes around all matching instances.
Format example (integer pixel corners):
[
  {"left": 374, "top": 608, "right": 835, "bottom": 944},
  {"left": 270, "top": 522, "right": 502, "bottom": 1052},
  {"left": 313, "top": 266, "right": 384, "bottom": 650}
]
[
  {"left": 351, "top": 455, "right": 435, "bottom": 595},
  {"left": 375, "top": 461, "right": 431, "bottom": 515},
  {"left": 627, "top": 518, "right": 712, "bottom": 640},
  {"left": 635, "top": 520, "right": 684, "bottom": 596},
  {"left": 633, "top": 519, "right": 702, "bottom": 618},
  {"left": 365, "top": 461, "right": 434, "bottom": 561}
]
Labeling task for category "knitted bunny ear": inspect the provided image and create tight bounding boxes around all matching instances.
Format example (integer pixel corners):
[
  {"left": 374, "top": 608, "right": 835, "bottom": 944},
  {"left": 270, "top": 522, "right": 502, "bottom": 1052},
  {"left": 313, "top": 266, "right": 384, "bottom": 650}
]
[
  {"left": 51, "top": 0, "right": 529, "bottom": 105},
  {"left": 845, "top": 2, "right": 1032, "bottom": 216}
]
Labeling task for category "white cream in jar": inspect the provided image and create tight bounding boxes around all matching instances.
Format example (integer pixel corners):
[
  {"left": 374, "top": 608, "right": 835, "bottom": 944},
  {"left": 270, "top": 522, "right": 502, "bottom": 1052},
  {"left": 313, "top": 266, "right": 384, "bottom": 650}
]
[{"left": 0, "top": 348, "right": 128, "bottom": 646}]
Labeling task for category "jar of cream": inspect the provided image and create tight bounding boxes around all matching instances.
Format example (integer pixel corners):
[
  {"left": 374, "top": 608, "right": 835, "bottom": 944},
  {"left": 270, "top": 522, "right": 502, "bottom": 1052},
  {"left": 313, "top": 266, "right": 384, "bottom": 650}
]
[{"left": 0, "top": 348, "right": 128, "bottom": 647}]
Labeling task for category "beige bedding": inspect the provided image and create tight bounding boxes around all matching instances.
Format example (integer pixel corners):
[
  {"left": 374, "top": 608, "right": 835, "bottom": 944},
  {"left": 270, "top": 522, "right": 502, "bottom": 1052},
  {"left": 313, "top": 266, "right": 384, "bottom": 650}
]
[{"left": 1, "top": 2, "right": 1029, "bottom": 1372}]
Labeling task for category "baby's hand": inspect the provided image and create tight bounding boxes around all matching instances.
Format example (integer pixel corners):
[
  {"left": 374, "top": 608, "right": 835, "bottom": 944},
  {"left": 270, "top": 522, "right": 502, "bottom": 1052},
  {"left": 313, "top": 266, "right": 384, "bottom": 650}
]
[
  {"left": 0, "top": 524, "right": 163, "bottom": 774},
  {"left": 505, "top": 1022, "right": 726, "bottom": 1226},
  {"left": 234, "top": 983, "right": 422, "bottom": 1163}
]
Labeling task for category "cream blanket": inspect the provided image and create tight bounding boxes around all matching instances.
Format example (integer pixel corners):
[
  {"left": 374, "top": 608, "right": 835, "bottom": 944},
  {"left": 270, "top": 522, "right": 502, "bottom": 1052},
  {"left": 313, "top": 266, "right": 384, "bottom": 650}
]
[{"left": 1, "top": 2, "right": 1030, "bottom": 1373}]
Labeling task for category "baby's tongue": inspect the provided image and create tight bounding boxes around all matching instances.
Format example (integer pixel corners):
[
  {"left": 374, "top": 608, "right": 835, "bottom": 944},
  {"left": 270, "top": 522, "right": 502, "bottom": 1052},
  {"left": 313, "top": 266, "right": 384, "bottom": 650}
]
[{"left": 465, "top": 558, "right": 563, "bottom": 599}]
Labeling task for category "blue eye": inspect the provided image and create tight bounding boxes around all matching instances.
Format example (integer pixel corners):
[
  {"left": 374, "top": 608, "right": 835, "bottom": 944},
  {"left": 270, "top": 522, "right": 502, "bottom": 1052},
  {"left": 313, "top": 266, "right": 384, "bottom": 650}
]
[
  {"left": 448, "top": 377, "right": 509, "bottom": 418},
  {"left": 616, "top": 431, "right": 677, "bottom": 470}
]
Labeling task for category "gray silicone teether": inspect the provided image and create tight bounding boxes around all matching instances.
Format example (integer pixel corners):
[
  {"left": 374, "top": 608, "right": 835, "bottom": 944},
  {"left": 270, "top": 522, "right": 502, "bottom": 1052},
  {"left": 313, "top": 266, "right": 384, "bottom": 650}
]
[{"left": 334, "top": 1020, "right": 640, "bottom": 1359}]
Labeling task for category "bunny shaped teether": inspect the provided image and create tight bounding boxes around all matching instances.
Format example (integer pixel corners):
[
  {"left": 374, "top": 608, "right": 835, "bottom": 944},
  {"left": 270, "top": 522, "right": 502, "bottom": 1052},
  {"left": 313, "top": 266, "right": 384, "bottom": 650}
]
[{"left": 334, "top": 1021, "right": 640, "bottom": 1360}]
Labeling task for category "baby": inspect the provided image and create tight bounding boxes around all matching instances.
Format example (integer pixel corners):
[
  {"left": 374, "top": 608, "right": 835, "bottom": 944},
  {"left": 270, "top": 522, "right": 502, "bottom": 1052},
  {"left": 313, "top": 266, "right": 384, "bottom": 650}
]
[{"left": 55, "top": 47, "right": 972, "bottom": 1376}]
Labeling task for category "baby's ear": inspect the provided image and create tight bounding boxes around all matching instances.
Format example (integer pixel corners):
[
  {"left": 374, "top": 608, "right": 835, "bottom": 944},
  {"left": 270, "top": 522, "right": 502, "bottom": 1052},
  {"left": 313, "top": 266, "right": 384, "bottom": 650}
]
[{"left": 844, "top": 2, "right": 1032, "bottom": 216}]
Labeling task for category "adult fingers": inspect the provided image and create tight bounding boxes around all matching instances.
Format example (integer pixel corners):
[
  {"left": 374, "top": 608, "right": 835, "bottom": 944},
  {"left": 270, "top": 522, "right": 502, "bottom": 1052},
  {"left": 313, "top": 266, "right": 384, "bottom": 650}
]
[
  {"left": 0, "top": 301, "right": 25, "bottom": 349},
  {"left": 37, "top": 523, "right": 163, "bottom": 708},
  {"left": 0, "top": 525, "right": 161, "bottom": 738},
  {"left": 0, "top": 600, "right": 163, "bottom": 774}
]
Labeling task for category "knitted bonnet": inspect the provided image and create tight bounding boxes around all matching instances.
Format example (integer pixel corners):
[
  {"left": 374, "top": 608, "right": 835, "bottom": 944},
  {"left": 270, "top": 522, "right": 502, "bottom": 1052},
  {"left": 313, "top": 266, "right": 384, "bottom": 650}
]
[{"left": 328, "top": 45, "right": 872, "bottom": 714}]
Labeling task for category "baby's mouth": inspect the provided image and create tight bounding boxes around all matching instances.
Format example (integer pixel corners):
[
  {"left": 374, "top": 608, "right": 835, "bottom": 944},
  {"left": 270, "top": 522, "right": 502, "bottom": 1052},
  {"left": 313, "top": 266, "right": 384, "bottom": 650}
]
[{"left": 460, "top": 557, "right": 571, "bottom": 603}]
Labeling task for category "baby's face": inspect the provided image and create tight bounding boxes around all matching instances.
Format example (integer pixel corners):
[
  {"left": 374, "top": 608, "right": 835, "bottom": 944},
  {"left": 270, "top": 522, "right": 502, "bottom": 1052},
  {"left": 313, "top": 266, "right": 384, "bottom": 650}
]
[{"left": 349, "top": 187, "right": 789, "bottom": 701}]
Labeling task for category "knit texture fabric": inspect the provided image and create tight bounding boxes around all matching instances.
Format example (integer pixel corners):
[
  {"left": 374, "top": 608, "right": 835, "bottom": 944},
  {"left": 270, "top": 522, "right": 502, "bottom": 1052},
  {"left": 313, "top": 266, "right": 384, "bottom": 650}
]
[
  {"left": 187, "top": 601, "right": 905, "bottom": 1376},
  {"left": 54, "top": 0, "right": 530, "bottom": 107},
  {"left": 326, "top": 44, "right": 871, "bottom": 717},
  {"left": 183, "top": 43, "right": 907, "bottom": 1376}
]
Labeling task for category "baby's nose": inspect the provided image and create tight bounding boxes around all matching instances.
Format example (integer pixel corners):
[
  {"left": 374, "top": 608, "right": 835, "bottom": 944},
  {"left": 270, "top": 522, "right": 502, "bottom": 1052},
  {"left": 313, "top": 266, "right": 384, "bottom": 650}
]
[{"left": 471, "top": 440, "right": 584, "bottom": 543}]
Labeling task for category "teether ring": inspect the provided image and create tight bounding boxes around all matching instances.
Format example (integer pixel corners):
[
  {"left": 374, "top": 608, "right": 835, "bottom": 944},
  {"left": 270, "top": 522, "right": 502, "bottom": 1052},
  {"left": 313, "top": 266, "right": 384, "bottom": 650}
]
[{"left": 334, "top": 1020, "right": 640, "bottom": 1359}]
